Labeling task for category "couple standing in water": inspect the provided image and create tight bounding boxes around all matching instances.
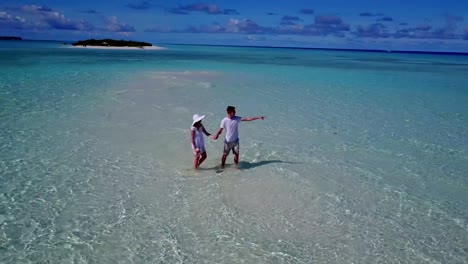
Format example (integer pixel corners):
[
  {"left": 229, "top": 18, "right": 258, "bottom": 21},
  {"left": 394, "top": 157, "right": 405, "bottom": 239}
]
[{"left": 190, "top": 105, "right": 265, "bottom": 170}]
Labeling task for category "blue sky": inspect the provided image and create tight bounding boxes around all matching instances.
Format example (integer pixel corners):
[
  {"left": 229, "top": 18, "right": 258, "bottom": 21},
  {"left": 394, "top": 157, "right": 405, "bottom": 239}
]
[{"left": 1, "top": 0, "right": 467, "bottom": 51}]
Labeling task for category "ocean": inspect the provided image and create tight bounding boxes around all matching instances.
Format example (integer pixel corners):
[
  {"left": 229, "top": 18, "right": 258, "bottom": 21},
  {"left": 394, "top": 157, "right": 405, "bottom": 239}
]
[{"left": 0, "top": 40, "right": 467, "bottom": 263}]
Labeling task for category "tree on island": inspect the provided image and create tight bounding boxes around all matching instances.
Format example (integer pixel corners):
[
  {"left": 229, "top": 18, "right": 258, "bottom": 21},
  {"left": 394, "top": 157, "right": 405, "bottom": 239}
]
[
  {"left": 72, "top": 39, "right": 152, "bottom": 47},
  {"left": 0, "top": 36, "right": 22, "bottom": 40}
]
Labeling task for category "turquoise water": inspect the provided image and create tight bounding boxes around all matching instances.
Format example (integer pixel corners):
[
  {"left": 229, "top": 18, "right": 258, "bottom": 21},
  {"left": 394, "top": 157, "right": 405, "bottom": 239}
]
[{"left": 1, "top": 40, "right": 467, "bottom": 263}]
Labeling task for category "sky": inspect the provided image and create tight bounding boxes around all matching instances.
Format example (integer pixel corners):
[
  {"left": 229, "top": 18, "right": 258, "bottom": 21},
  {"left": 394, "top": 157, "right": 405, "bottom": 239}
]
[{"left": 1, "top": 0, "right": 468, "bottom": 52}]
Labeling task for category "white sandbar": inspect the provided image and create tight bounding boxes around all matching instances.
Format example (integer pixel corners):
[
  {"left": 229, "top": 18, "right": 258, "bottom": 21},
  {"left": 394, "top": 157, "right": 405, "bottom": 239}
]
[{"left": 67, "top": 45, "right": 166, "bottom": 50}]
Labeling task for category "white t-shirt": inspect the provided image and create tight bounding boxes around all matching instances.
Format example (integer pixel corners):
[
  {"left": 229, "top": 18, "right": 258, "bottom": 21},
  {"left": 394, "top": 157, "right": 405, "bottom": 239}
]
[{"left": 220, "top": 116, "right": 242, "bottom": 142}]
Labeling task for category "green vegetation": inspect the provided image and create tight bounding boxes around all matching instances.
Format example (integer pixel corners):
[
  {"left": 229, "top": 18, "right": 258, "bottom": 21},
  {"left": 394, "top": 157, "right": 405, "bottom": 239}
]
[
  {"left": 0, "top": 36, "right": 22, "bottom": 40},
  {"left": 72, "top": 39, "right": 152, "bottom": 47}
]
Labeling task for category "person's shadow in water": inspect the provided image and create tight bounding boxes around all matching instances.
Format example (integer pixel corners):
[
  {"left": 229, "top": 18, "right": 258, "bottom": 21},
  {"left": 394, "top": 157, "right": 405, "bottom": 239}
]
[
  {"left": 238, "top": 160, "right": 298, "bottom": 169},
  {"left": 197, "top": 160, "right": 298, "bottom": 173}
]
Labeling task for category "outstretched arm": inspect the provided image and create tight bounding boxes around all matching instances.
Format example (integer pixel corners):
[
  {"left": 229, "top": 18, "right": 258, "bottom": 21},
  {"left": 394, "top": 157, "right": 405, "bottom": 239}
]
[
  {"left": 241, "top": 116, "right": 265, "bottom": 121},
  {"left": 212, "top": 128, "right": 223, "bottom": 140}
]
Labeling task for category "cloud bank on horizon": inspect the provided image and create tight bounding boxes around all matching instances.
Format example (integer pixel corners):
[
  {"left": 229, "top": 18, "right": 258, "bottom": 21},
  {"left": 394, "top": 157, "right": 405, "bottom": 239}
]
[{"left": 0, "top": 1, "right": 467, "bottom": 52}]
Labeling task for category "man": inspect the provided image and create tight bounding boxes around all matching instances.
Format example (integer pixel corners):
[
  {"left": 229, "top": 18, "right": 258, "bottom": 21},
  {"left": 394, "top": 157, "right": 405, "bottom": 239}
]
[{"left": 212, "top": 106, "right": 264, "bottom": 167}]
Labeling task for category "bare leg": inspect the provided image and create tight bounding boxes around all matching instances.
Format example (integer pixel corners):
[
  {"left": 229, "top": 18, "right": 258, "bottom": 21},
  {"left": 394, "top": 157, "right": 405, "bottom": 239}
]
[
  {"left": 198, "top": 152, "right": 207, "bottom": 167},
  {"left": 193, "top": 153, "right": 200, "bottom": 169},
  {"left": 233, "top": 143, "right": 240, "bottom": 167},
  {"left": 221, "top": 153, "right": 228, "bottom": 167}
]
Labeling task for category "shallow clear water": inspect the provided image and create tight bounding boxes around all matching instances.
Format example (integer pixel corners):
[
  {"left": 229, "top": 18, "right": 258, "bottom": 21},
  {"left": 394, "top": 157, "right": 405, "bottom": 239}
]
[{"left": 1, "top": 41, "right": 467, "bottom": 263}]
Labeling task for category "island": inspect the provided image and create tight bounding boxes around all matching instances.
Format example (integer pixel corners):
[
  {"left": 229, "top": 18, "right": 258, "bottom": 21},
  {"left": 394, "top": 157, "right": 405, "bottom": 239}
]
[
  {"left": 0, "top": 36, "right": 22, "bottom": 40},
  {"left": 72, "top": 39, "right": 152, "bottom": 48}
]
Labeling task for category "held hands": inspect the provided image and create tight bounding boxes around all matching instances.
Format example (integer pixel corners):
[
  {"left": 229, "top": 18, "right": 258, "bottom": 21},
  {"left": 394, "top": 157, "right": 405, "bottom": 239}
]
[{"left": 210, "top": 135, "right": 218, "bottom": 140}]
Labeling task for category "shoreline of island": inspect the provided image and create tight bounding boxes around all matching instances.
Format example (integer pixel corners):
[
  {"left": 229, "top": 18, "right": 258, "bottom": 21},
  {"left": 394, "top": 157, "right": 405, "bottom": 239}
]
[
  {"left": 67, "top": 38, "right": 166, "bottom": 50},
  {"left": 66, "top": 45, "right": 166, "bottom": 50}
]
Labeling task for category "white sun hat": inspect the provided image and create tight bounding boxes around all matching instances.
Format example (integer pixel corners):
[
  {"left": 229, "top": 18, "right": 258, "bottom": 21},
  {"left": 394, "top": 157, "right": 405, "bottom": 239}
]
[{"left": 192, "top": 114, "right": 205, "bottom": 126}]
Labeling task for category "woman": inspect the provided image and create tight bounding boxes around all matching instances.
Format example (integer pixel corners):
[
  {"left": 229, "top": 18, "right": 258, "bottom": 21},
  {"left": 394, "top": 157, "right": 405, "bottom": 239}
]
[{"left": 190, "top": 114, "right": 212, "bottom": 169}]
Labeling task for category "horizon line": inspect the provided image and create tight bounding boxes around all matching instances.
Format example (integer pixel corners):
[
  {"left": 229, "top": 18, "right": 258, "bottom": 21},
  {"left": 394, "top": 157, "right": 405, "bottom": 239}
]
[{"left": 5, "top": 37, "right": 468, "bottom": 56}]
